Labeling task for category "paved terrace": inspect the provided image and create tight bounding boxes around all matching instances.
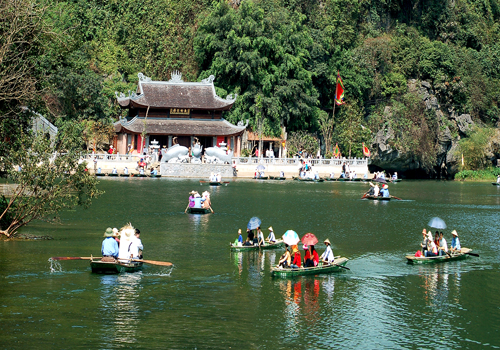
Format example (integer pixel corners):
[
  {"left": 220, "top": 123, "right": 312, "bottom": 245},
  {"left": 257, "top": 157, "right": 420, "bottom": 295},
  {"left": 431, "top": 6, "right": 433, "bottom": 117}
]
[{"left": 82, "top": 154, "right": 369, "bottom": 178}]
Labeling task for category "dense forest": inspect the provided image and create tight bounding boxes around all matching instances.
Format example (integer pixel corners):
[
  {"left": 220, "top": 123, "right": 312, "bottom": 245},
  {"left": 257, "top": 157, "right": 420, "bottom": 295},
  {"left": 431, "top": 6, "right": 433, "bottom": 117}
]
[{"left": 2, "top": 0, "right": 500, "bottom": 177}]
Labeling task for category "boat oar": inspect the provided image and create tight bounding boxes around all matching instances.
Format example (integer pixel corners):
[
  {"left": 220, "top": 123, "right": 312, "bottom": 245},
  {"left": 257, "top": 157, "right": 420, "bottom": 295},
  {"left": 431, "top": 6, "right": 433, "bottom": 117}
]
[
  {"left": 390, "top": 195, "right": 402, "bottom": 200},
  {"left": 209, "top": 205, "right": 214, "bottom": 213},
  {"left": 50, "top": 256, "right": 94, "bottom": 260},
  {"left": 130, "top": 259, "right": 173, "bottom": 266},
  {"left": 184, "top": 203, "right": 190, "bottom": 213},
  {"left": 335, "top": 263, "right": 350, "bottom": 270},
  {"left": 465, "top": 252, "right": 479, "bottom": 257}
]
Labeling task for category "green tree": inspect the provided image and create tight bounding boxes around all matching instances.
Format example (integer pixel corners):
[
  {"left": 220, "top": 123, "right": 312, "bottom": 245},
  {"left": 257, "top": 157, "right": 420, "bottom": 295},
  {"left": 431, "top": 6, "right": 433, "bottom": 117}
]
[
  {"left": 334, "top": 101, "right": 371, "bottom": 158},
  {"left": 194, "top": 0, "right": 319, "bottom": 136},
  {"left": 456, "top": 126, "right": 500, "bottom": 170},
  {"left": 0, "top": 121, "right": 103, "bottom": 237}
]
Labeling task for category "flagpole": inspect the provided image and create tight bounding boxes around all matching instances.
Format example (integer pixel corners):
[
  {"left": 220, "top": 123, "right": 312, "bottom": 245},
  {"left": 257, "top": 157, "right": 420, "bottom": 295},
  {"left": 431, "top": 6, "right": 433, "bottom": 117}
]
[{"left": 332, "top": 70, "right": 339, "bottom": 120}]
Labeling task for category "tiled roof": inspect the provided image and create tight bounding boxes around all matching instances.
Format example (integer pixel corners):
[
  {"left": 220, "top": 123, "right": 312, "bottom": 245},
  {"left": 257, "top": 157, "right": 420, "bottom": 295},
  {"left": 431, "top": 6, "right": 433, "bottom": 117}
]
[
  {"left": 116, "top": 73, "right": 236, "bottom": 111},
  {"left": 114, "top": 117, "right": 247, "bottom": 136}
]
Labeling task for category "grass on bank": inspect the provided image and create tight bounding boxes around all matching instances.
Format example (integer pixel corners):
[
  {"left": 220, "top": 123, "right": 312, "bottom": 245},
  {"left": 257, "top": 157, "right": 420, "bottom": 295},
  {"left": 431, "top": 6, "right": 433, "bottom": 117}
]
[{"left": 454, "top": 167, "right": 500, "bottom": 181}]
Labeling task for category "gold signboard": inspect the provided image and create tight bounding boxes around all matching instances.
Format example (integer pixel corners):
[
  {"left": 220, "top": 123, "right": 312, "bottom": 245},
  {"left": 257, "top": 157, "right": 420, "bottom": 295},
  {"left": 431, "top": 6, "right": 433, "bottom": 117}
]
[{"left": 170, "top": 108, "right": 190, "bottom": 115}]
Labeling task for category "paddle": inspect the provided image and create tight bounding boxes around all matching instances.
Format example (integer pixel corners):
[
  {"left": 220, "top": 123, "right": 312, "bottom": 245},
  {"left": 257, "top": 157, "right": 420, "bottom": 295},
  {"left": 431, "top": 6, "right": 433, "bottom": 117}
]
[
  {"left": 50, "top": 256, "right": 93, "bottom": 260},
  {"left": 184, "top": 203, "right": 190, "bottom": 213},
  {"left": 361, "top": 190, "right": 370, "bottom": 199},
  {"left": 209, "top": 205, "right": 214, "bottom": 213},
  {"left": 335, "top": 263, "right": 350, "bottom": 270},
  {"left": 390, "top": 195, "right": 402, "bottom": 200},
  {"left": 465, "top": 252, "right": 479, "bottom": 257},
  {"left": 129, "top": 259, "right": 173, "bottom": 266}
]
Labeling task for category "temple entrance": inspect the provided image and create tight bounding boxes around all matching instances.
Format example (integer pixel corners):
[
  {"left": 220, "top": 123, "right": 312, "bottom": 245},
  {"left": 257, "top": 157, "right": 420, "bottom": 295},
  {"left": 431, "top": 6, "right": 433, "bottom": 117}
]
[{"left": 197, "top": 136, "right": 213, "bottom": 150}]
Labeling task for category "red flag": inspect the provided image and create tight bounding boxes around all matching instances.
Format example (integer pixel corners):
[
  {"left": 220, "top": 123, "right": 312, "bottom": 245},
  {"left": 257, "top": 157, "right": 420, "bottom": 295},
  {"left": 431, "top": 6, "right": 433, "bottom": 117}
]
[
  {"left": 362, "top": 143, "right": 371, "bottom": 157},
  {"left": 335, "top": 73, "right": 345, "bottom": 106}
]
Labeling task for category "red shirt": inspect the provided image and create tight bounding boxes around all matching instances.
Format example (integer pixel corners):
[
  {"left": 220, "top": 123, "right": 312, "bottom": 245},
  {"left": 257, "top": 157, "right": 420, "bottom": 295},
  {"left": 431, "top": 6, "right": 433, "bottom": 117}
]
[{"left": 292, "top": 251, "right": 301, "bottom": 267}]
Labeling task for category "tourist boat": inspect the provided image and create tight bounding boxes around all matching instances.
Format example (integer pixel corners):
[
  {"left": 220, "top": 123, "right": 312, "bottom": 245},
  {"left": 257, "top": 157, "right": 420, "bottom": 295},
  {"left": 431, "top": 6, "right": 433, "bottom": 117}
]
[
  {"left": 363, "top": 195, "right": 391, "bottom": 200},
  {"left": 492, "top": 182, "right": 500, "bottom": 186},
  {"left": 90, "top": 257, "right": 143, "bottom": 274},
  {"left": 293, "top": 177, "right": 324, "bottom": 182},
  {"left": 149, "top": 174, "right": 161, "bottom": 178},
  {"left": 108, "top": 173, "right": 119, "bottom": 177},
  {"left": 209, "top": 181, "right": 223, "bottom": 186},
  {"left": 230, "top": 239, "right": 285, "bottom": 251},
  {"left": 186, "top": 207, "right": 212, "bottom": 214},
  {"left": 253, "top": 176, "right": 269, "bottom": 180},
  {"left": 405, "top": 248, "right": 473, "bottom": 264},
  {"left": 269, "top": 176, "right": 286, "bottom": 180},
  {"left": 271, "top": 257, "right": 349, "bottom": 277},
  {"left": 96, "top": 173, "right": 106, "bottom": 177},
  {"left": 120, "top": 174, "right": 130, "bottom": 177}
]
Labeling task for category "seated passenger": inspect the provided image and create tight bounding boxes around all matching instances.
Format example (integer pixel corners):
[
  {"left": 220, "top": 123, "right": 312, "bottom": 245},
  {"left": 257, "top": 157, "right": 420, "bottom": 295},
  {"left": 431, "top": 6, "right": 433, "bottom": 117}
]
[
  {"left": 450, "top": 230, "right": 461, "bottom": 252},
  {"left": 330, "top": 172, "right": 335, "bottom": 179},
  {"left": 380, "top": 184, "right": 390, "bottom": 197},
  {"left": 438, "top": 231, "right": 448, "bottom": 256},
  {"left": 112, "top": 167, "right": 117, "bottom": 174},
  {"left": 277, "top": 245, "right": 291, "bottom": 268},
  {"left": 124, "top": 167, "right": 129, "bottom": 175},
  {"left": 152, "top": 168, "right": 158, "bottom": 175},
  {"left": 392, "top": 172, "right": 398, "bottom": 180},
  {"left": 425, "top": 232, "right": 438, "bottom": 257},
  {"left": 139, "top": 168, "right": 144, "bottom": 175},
  {"left": 257, "top": 227, "right": 265, "bottom": 246},
  {"left": 320, "top": 239, "right": 335, "bottom": 264},
  {"left": 266, "top": 226, "right": 276, "bottom": 243},
  {"left": 304, "top": 245, "right": 319, "bottom": 267},
  {"left": 237, "top": 229, "right": 243, "bottom": 245},
  {"left": 97, "top": 167, "right": 102, "bottom": 174},
  {"left": 280, "top": 171, "right": 285, "bottom": 177},
  {"left": 290, "top": 245, "right": 301, "bottom": 268},
  {"left": 101, "top": 227, "right": 119, "bottom": 259},
  {"left": 193, "top": 193, "right": 204, "bottom": 208}
]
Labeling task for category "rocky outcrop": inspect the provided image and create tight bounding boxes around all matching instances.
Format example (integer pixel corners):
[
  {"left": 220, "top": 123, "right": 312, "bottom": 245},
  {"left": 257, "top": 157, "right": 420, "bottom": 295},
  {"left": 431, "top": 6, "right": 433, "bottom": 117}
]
[{"left": 370, "top": 79, "right": 474, "bottom": 177}]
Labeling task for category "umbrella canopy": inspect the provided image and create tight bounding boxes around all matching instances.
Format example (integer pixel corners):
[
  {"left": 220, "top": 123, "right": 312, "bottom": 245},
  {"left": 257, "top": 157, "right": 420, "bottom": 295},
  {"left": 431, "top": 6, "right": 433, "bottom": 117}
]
[
  {"left": 428, "top": 217, "right": 446, "bottom": 229},
  {"left": 247, "top": 217, "right": 262, "bottom": 230},
  {"left": 374, "top": 177, "right": 387, "bottom": 184},
  {"left": 256, "top": 164, "right": 265, "bottom": 171},
  {"left": 301, "top": 233, "right": 318, "bottom": 246},
  {"left": 283, "top": 230, "right": 300, "bottom": 246}
]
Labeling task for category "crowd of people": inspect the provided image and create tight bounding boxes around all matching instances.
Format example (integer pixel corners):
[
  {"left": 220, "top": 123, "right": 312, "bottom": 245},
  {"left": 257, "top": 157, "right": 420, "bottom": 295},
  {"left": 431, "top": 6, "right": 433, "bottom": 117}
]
[
  {"left": 417, "top": 229, "right": 461, "bottom": 257},
  {"left": 187, "top": 191, "right": 212, "bottom": 209},
  {"left": 277, "top": 238, "right": 335, "bottom": 269},
  {"left": 101, "top": 224, "right": 143, "bottom": 261}
]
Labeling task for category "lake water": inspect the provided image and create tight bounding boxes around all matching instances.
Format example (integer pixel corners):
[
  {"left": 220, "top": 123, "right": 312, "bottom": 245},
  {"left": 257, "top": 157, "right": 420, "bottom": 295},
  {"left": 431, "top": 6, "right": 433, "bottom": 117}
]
[{"left": 1, "top": 179, "right": 500, "bottom": 349}]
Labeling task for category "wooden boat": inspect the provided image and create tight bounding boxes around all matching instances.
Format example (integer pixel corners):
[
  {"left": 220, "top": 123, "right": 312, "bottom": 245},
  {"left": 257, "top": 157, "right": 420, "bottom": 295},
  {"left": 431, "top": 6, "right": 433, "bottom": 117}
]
[
  {"left": 149, "top": 174, "right": 161, "bottom": 178},
  {"left": 363, "top": 195, "right": 391, "bottom": 200},
  {"left": 208, "top": 181, "right": 223, "bottom": 186},
  {"left": 293, "top": 177, "right": 324, "bottom": 182},
  {"left": 108, "top": 173, "right": 119, "bottom": 177},
  {"left": 271, "top": 257, "right": 349, "bottom": 277},
  {"left": 337, "top": 178, "right": 348, "bottom": 182},
  {"left": 134, "top": 174, "right": 148, "bottom": 178},
  {"left": 230, "top": 239, "right": 285, "bottom": 251},
  {"left": 324, "top": 178, "right": 336, "bottom": 181},
  {"left": 96, "top": 173, "right": 106, "bottom": 177},
  {"left": 90, "top": 257, "right": 143, "bottom": 274},
  {"left": 492, "top": 182, "right": 500, "bottom": 186},
  {"left": 269, "top": 176, "right": 286, "bottom": 180},
  {"left": 406, "top": 248, "right": 473, "bottom": 264},
  {"left": 186, "top": 207, "right": 212, "bottom": 214},
  {"left": 120, "top": 174, "right": 130, "bottom": 177},
  {"left": 253, "top": 176, "right": 269, "bottom": 180}
]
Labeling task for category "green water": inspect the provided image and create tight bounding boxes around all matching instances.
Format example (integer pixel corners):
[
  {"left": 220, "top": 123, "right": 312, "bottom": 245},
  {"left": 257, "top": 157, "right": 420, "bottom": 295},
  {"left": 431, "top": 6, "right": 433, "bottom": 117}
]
[{"left": 1, "top": 179, "right": 500, "bottom": 349}]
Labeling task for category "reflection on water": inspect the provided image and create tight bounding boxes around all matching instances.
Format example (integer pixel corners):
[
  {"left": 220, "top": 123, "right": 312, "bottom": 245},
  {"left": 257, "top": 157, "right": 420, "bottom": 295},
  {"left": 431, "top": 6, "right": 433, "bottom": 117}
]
[
  {"left": 49, "top": 259, "right": 63, "bottom": 273},
  {"left": 187, "top": 212, "right": 210, "bottom": 228},
  {"left": 98, "top": 273, "right": 143, "bottom": 347}
]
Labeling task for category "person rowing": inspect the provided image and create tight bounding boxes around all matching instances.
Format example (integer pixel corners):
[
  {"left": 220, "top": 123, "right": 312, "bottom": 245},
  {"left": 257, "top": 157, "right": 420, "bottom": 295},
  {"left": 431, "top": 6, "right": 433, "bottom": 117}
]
[
  {"left": 450, "top": 230, "right": 461, "bottom": 252},
  {"left": 319, "top": 238, "right": 335, "bottom": 264}
]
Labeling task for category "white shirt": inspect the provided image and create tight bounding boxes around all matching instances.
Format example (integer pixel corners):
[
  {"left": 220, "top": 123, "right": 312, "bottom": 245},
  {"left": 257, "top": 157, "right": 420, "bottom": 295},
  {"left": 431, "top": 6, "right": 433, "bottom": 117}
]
[
  {"left": 129, "top": 236, "right": 143, "bottom": 258},
  {"left": 439, "top": 238, "right": 448, "bottom": 252},
  {"left": 320, "top": 245, "right": 335, "bottom": 263},
  {"left": 267, "top": 231, "right": 276, "bottom": 242},
  {"left": 373, "top": 186, "right": 380, "bottom": 196}
]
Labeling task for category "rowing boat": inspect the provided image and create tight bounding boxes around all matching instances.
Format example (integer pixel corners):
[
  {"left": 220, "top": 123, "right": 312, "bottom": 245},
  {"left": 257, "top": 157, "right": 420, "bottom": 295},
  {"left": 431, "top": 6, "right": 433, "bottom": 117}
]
[
  {"left": 269, "top": 176, "right": 286, "bottom": 180},
  {"left": 108, "top": 173, "right": 119, "bottom": 177},
  {"left": 96, "top": 173, "right": 106, "bottom": 176},
  {"left": 363, "top": 195, "right": 391, "bottom": 200},
  {"left": 405, "top": 248, "right": 473, "bottom": 264},
  {"left": 271, "top": 257, "right": 349, "bottom": 277},
  {"left": 134, "top": 174, "right": 148, "bottom": 178},
  {"left": 253, "top": 176, "right": 269, "bottom": 180},
  {"left": 120, "top": 174, "right": 130, "bottom": 177},
  {"left": 492, "top": 182, "right": 500, "bottom": 186},
  {"left": 149, "top": 174, "right": 161, "bottom": 178},
  {"left": 90, "top": 257, "right": 143, "bottom": 274},
  {"left": 186, "top": 207, "right": 212, "bottom": 214},
  {"left": 293, "top": 177, "right": 324, "bottom": 182},
  {"left": 208, "top": 181, "right": 223, "bottom": 186},
  {"left": 230, "top": 239, "right": 285, "bottom": 251}
]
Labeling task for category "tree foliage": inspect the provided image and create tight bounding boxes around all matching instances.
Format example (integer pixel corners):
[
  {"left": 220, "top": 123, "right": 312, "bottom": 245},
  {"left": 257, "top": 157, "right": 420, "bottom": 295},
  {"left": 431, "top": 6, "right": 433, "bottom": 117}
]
[{"left": 0, "top": 121, "right": 103, "bottom": 237}]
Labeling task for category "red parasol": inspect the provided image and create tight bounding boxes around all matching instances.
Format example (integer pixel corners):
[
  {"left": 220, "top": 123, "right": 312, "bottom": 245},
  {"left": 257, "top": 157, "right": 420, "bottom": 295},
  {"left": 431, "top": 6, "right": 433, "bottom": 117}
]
[{"left": 301, "top": 233, "right": 318, "bottom": 246}]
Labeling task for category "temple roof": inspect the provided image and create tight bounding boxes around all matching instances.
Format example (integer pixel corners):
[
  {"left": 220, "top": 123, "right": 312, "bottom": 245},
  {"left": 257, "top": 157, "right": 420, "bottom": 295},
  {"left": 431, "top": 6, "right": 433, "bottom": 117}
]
[
  {"left": 115, "top": 72, "right": 237, "bottom": 111},
  {"left": 114, "top": 117, "right": 248, "bottom": 137}
]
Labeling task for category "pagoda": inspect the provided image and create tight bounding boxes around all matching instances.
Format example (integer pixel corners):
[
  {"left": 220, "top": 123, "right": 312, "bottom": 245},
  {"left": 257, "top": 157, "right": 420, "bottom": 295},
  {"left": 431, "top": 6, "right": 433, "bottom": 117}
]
[{"left": 114, "top": 72, "right": 247, "bottom": 155}]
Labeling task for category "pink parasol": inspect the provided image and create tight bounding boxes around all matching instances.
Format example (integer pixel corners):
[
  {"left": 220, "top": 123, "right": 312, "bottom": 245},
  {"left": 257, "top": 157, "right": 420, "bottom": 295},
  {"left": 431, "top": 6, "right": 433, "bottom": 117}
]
[{"left": 301, "top": 233, "right": 318, "bottom": 246}]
